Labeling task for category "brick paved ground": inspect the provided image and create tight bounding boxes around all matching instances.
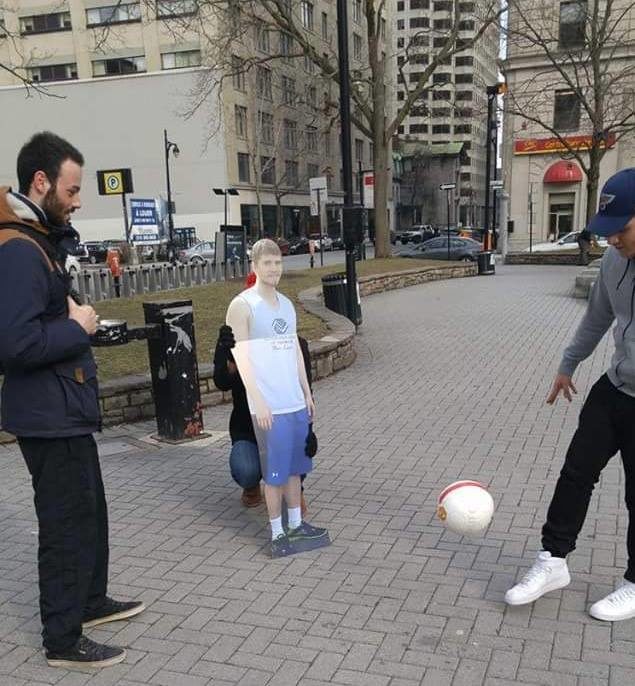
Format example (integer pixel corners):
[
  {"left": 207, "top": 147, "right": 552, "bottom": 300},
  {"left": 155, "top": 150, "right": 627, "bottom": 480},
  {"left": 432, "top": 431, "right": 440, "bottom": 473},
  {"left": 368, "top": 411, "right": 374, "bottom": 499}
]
[{"left": 0, "top": 264, "right": 633, "bottom": 686}]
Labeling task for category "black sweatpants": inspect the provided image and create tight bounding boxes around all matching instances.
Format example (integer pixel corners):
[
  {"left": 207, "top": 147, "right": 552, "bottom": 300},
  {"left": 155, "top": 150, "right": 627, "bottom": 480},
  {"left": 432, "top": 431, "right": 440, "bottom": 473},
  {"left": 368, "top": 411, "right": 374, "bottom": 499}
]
[
  {"left": 18, "top": 435, "right": 109, "bottom": 652},
  {"left": 542, "top": 374, "right": 635, "bottom": 582}
]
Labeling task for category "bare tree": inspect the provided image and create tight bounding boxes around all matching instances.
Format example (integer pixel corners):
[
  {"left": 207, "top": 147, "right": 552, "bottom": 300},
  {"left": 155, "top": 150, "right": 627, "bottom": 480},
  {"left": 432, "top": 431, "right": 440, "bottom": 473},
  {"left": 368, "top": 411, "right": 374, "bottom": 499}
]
[{"left": 503, "top": 0, "right": 635, "bottom": 223}]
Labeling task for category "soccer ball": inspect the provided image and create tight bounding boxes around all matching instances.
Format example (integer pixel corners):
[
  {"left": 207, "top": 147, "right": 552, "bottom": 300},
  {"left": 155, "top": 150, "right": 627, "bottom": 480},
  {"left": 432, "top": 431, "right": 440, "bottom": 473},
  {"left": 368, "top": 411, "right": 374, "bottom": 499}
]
[{"left": 436, "top": 480, "right": 494, "bottom": 537}]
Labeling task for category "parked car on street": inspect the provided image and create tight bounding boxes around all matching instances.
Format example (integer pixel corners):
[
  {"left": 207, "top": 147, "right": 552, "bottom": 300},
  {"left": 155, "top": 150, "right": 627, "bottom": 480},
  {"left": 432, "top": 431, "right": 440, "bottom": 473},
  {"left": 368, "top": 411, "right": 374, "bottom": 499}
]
[
  {"left": 524, "top": 231, "right": 608, "bottom": 253},
  {"left": 289, "top": 237, "right": 310, "bottom": 254},
  {"left": 178, "top": 240, "right": 215, "bottom": 264},
  {"left": 331, "top": 236, "right": 345, "bottom": 250},
  {"left": 81, "top": 240, "right": 108, "bottom": 264},
  {"left": 399, "top": 224, "right": 435, "bottom": 244},
  {"left": 398, "top": 236, "right": 482, "bottom": 261}
]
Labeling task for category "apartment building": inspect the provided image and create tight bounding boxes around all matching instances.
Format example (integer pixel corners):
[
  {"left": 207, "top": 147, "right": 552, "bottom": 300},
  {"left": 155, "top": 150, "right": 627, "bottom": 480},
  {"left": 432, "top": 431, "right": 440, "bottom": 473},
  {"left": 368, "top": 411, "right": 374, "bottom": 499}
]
[
  {"left": 502, "top": 1, "right": 635, "bottom": 250},
  {"left": 0, "top": 1, "right": 382, "bottom": 241},
  {"left": 394, "top": 0, "right": 500, "bottom": 227}
]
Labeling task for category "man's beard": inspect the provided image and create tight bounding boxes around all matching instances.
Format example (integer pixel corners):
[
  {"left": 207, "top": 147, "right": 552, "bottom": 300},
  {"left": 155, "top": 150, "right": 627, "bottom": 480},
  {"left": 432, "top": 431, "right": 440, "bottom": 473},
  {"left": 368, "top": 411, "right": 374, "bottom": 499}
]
[{"left": 42, "top": 186, "right": 68, "bottom": 226}]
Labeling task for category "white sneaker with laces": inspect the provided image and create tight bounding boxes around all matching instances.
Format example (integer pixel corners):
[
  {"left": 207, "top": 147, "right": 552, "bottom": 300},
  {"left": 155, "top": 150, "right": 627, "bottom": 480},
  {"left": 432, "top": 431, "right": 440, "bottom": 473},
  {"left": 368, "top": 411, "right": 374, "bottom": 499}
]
[
  {"left": 589, "top": 581, "right": 635, "bottom": 621},
  {"left": 505, "top": 551, "right": 571, "bottom": 605}
]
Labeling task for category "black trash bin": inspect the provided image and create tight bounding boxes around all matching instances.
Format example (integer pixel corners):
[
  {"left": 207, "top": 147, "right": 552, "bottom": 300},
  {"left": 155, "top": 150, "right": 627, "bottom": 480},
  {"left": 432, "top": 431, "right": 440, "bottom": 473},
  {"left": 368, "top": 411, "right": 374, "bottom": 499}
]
[
  {"left": 477, "top": 251, "right": 495, "bottom": 275},
  {"left": 321, "top": 272, "right": 362, "bottom": 325}
]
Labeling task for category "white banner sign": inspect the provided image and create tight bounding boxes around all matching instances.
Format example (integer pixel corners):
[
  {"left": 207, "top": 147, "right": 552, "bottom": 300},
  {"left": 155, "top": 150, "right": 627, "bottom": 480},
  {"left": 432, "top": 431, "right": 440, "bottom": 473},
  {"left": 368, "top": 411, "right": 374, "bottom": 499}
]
[
  {"left": 363, "top": 172, "right": 374, "bottom": 209},
  {"left": 309, "top": 176, "right": 328, "bottom": 217}
]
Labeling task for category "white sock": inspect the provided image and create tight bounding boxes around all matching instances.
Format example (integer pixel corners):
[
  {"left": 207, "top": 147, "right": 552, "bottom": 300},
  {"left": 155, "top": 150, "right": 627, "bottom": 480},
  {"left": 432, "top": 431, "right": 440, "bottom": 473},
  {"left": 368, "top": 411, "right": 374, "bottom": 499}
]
[
  {"left": 288, "top": 506, "right": 302, "bottom": 530},
  {"left": 270, "top": 516, "right": 284, "bottom": 540}
]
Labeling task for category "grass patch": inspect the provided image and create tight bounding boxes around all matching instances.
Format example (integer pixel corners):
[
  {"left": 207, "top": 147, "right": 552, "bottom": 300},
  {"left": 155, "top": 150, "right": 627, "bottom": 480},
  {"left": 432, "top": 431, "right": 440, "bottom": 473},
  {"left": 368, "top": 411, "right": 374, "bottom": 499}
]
[{"left": 93, "top": 257, "right": 447, "bottom": 381}]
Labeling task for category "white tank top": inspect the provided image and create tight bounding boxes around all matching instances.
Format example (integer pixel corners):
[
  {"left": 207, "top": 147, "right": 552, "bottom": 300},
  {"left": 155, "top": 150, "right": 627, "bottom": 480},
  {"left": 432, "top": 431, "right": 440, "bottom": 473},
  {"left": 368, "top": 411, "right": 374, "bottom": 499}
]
[{"left": 238, "top": 287, "right": 306, "bottom": 415}]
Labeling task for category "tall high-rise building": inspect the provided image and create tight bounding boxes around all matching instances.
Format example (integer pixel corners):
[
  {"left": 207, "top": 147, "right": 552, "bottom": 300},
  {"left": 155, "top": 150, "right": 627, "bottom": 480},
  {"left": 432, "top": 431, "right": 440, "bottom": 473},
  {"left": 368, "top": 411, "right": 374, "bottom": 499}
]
[{"left": 394, "top": 0, "right": 500, "bottom": 227}]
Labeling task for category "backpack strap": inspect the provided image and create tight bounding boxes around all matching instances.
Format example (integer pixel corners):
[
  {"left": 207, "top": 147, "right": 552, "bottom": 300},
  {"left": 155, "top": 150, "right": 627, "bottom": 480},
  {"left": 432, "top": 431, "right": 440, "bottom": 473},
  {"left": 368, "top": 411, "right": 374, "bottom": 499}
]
[{"left": 0, "top": 227, "right": 55, "bottom": 272}]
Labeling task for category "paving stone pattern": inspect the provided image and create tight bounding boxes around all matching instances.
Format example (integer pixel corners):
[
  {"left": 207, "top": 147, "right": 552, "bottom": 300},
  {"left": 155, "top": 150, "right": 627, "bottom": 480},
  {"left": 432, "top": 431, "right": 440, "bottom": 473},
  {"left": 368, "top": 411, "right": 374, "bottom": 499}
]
[{"left": 0, "top": 265, "right": 633, "bottom": 686}]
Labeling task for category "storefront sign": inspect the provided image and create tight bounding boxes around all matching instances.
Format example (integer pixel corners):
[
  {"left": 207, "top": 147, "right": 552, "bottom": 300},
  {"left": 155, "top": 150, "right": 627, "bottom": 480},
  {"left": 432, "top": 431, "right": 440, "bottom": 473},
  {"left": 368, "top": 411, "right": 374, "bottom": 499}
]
[{"left": 514, "top": 134, "right": 616, "bottom": 155}]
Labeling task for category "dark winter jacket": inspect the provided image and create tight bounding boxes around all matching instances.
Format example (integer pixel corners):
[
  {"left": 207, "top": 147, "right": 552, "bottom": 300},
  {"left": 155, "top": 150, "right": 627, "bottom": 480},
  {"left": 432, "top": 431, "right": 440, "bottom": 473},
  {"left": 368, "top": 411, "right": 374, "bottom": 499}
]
[{"left": 0, "top": 188, "right": 100, "bottom": 437}]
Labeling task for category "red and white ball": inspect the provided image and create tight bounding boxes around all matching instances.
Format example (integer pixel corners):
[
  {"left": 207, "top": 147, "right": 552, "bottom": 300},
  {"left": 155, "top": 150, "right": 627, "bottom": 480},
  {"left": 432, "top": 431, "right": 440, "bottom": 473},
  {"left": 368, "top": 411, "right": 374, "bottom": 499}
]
[{"left": 436, "top": 480, "right": 494, "bottom": 537}]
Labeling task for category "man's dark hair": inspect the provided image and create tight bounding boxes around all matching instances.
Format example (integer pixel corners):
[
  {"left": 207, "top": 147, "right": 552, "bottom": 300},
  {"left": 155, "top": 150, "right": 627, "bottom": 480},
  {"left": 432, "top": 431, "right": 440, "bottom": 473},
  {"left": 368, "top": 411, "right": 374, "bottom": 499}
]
[{"left": 17, "top": 132, "right": 84, "bottom": 194}]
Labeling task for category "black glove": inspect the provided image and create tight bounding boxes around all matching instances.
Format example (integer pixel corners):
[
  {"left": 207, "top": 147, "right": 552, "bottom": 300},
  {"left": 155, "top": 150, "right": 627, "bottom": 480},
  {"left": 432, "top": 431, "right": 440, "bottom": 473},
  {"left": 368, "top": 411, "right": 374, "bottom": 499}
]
[
  {"left": 218, "top": 324, "right": 236, "bottom": 350},
  {"left": 305, "top": 425, "right": 318, "bottom": 458}
]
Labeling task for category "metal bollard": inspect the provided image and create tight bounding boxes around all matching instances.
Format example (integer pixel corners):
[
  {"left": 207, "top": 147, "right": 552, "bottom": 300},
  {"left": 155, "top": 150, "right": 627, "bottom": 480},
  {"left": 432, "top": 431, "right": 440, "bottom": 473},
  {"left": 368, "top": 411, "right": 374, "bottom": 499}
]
[
  {"left": 90, "top": 298, "right": 205, "bottom": 442},
  {"left": 143, "top": 299, "right": 205, "bottom": 442}
]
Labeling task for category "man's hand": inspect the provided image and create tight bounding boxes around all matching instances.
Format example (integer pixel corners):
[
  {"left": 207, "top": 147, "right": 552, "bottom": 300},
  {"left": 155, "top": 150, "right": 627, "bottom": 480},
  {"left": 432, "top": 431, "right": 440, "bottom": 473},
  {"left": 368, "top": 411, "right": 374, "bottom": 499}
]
[
  {"left": 218, "top": 324, "right": 235, "bottom": 350},
  {"left": 254, "top": 397, "right": 273, "bottom": 431},
  {"left": 305, "top": 394, "right": 315, "bottom": 420},
  {"left": 67, "top": 296, "right": 98, "bottom": 335},
  {"left": 546, "top": 373, "right": 577, "bottom": 404}
]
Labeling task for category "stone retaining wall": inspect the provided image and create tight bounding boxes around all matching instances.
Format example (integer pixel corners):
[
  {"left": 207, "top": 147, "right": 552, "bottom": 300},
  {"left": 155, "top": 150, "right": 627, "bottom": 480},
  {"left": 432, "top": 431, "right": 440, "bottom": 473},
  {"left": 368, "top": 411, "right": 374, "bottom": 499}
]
[
  {"left": 0, "top": 262, "right": 475, "bottom": 441},
  {"left": 505, "top": 251, "right": 604, "bottom": 266}
]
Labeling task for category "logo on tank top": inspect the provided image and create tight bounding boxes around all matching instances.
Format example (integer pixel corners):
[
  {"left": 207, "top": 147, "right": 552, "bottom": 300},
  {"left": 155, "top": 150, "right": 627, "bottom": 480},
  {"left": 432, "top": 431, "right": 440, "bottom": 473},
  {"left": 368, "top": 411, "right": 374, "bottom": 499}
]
[{"left": 272, "top": 318, "right": 289, "bottom": 334}]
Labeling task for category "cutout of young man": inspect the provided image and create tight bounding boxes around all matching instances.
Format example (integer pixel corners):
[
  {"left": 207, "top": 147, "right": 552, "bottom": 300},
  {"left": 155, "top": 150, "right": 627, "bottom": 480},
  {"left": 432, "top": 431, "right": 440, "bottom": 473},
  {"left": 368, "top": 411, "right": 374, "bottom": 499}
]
[
  {"left": 505, "top": 168, "right": 635, "bottom": 621},
  {"left": 0, "top": 132, "right": 144, "bottom": 668},
  {"left": 225, "top": 239, "right": 328, "bottom": 557}
]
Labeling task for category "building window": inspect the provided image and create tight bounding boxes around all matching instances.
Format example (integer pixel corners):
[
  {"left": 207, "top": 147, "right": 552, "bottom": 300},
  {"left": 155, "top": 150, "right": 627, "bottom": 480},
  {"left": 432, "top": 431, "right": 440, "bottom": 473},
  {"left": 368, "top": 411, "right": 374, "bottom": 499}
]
[
  {"left": 234, "top": 105, "right": 248, "bottom": 138},
  {"left": 411, "top": 105, "right": 429, "bottom": 117},
  {"left": 352, "top": 0, "right": 362, "bottom": 24},
  {"left": 397, "top": 1, "right": 404, "bottom": 11},
  {"left": 20, "top": 11, "right": 72, "bottom": 34},
  {"left": 156, "top": 0, "right": 198, "bottom": 18},
  {"left": 455, "top": 124, "right": 472, "bottom": 134},
  {"left": 410, "top": 124, "right": 428, "bottom": 134},
  {"left": 258, "top": 111, "right": 274, "bottom": 145},
  {"left": 281, "top": 75, "right": 296, "bottom": 105},
  {"left": 232, "top": 56, "right": 245, "bottom": 91},
  {"left": 305, "top": 85, "right": 317, "bottom": 108},
  {"left": 455, "top": 90, "right": 473, "bottom": 100},
  {"left": 355, "top": 138, "right": 364, "bottom": 162},
  {"left": 161, "top": 50, "right": 201, "bottom": 69},
  {"left": 27, "top": 63, "right": 77, "bottom": 83},
  {"left": 459, "top": 2, "right": 475, "bottom": 11},
  {"left": 397, "top": 19, "right": 405, "bottom": 31},
  {"left": 321, "top": 12, "right": 328, "bottom": 39},
  {"left": 432, "top": 124, "right": 450, "bottom": 134},
  {"left": 410, "top": 17, "right": 429, "bottom": 29},
  {"left": 285, "top": 160, "right": 299, "bottom": 186},
  {"left": 434, "top": 0, "right": 452, "bottom": 10},
  {"left": 304, "top": 54, "right": 316, "bottom": 74},
  {"left": 86, "top": 3, "right": 141, "bottom": 27},
  {"left": 353, "top": 33, "right": 363, "bottom": 60},
  {"left": 301, "top": 1, "right": 314, "bottom": 30},
  {"left": 553, "top": 90, "right": 581, "bottom": 131},
  {"left": 433, "top": 72, "right": 451, "bottom": 84},
  {"left": 458, "top": 20, "right": 475, "bottom": 31},
  {"left": 257, "top": 66, "right": 272, "bottom": 100},
  {"left": 237, "top": 152, "right": 250, "bottom": 183},
  {"left": 92, "top": 56, "right": 146, "bottom": 77},
  {"left": 434, "top": 19, "right": 452, "bottom": 30},
  {"left": 432, "top": 90, "right": 451, "bottom": 100},
  {"left": 559, "top": 1, "right": 587, "bottom": 48},
  {"left": 455, "top": 73, "right": 473, "bottom": 84},
  {"left": 455, "top": 55, "right": 473, "bottom": 66},
  {"left": 307, "top": 163, "right": 319, "bottom": 179},
  {"left": 411, "top": 0, "right": 430, "bottom": 8},
  {"left": 261, "top": 156, "right": 276, "bottom": 185},
  {"left": 412, "top": 34, "right": 430, "bottom": 47},
  {"left": 432, "top": 107, "right": 450, "bottom": 117},
  {"left": 280, "top": 32, "right": 293, "bottom": 61},
  {"left": 256, "top": 22, "right": 271, "bottom": 52},
  {"left": 306, "top": 126, "right": 318, "bottom": 152},
  {"left": 284, "top": 119, "right": 297, "bottom": 149}
]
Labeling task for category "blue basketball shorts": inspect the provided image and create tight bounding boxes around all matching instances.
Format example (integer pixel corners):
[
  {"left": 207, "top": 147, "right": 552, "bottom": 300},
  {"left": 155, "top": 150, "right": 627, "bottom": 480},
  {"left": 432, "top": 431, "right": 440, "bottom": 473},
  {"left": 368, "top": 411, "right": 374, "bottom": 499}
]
[{"left": 253, "top": 408, "right": 313, "bottom": 486}]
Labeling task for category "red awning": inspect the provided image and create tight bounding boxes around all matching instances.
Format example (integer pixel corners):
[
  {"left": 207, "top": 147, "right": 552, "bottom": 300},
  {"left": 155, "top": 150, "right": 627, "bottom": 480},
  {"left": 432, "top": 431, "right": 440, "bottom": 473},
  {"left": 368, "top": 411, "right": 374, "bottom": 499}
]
[{"left": 543, "top": 160, "right": 583, "bottom": 184}]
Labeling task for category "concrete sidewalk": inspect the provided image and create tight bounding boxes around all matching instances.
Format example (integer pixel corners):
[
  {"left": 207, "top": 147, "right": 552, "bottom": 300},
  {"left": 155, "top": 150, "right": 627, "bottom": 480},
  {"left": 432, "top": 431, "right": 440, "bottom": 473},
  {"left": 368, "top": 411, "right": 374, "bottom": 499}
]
[{"left": 1, "top": 264, "right": 632, "bottom": 686}]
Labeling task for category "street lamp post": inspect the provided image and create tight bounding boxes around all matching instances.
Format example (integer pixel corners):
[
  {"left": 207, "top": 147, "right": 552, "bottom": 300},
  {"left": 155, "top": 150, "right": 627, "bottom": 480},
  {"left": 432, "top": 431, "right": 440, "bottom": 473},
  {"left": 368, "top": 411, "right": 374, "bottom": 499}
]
[
  {"left": 164, "top": 129, "right": 180, "bottom": 263},
  {"left": 212, "top": 187, "right": 240, "bottom": 231}
]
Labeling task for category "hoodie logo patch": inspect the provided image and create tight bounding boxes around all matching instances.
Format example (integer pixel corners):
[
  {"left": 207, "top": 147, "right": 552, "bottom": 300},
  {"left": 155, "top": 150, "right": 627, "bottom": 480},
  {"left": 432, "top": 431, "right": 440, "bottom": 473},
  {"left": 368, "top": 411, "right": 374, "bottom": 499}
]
[
  {"left": 599, "top": 193, "right": 616, "bottom": 211},
  {"left": 272, "top": 318, "right": 288, "bottom": 334}
]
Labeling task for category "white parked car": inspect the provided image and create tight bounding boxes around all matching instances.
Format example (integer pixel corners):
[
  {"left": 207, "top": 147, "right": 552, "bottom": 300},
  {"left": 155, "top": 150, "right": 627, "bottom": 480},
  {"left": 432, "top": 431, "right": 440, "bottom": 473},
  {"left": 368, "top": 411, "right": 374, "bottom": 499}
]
[
  {"left": 524, "top": 231, "right": 608, "bottom": 253},
  {"left": 65, "top": 254, "right": 81, "bottom": 275}
]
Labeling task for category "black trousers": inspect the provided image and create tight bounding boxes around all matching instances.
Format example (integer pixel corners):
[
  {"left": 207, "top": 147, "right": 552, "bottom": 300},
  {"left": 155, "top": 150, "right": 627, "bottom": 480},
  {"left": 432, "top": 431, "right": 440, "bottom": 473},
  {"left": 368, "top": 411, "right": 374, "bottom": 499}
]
[
  {"left": 542, "top": 375, "right": 635, "bottom": 582},
  {"left": 18, "top": 435, "right": 109, "bottom": 652}
]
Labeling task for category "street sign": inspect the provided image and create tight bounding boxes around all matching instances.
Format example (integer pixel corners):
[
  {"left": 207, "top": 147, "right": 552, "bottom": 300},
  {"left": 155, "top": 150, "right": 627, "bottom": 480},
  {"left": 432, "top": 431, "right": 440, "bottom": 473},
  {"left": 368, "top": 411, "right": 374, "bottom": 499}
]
[
  {"left": 439, "top": 183, "right": 456, "bottom": 191},
  {"left": 490, "top": 179, "right": 504, "bottom": 190},
  {"left": 97, "top": 168, "right": 133, "bottom": 195},
  {"left": 309, "top": 176, "right": 328, "bottom": 217},
  {"left": 362, "top": 171, "right": 374, "bottom": 209}
]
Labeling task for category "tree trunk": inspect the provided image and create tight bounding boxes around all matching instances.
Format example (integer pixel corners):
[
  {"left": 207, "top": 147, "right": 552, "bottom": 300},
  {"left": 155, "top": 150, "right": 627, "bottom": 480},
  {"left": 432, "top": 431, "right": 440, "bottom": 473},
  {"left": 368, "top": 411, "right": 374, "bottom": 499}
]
[
  {"left": 373, "top": 122, "right": 391, "bottom": 258},
  {"left": 585, "top": 146, "right": 602, "bottom": 226},
  {"left": 255, "top": 186, "right": 264, "bottom": 239},
  {"left": 275, "top": 197, "right": 283, "bottom": 238}
]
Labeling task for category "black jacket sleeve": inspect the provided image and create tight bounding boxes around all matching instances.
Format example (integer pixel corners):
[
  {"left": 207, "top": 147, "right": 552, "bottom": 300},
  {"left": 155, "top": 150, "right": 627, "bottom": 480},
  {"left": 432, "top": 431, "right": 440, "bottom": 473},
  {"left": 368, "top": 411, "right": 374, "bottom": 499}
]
[
  {"left": 0, "top": 241, "right": 89, "bottom": 370},
  {"left": 212, "top": 337, "right": 236, "bottom": 391}
]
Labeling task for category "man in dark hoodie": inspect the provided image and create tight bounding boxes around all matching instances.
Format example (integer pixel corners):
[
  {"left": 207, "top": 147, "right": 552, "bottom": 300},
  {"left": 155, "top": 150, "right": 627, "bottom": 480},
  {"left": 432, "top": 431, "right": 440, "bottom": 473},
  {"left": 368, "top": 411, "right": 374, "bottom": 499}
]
[
  {"left": 0, "top": 132, "right": 143, "bottom": 668},
  {"left": 505, "top": 168, "right": 635, "bottom": 622}
]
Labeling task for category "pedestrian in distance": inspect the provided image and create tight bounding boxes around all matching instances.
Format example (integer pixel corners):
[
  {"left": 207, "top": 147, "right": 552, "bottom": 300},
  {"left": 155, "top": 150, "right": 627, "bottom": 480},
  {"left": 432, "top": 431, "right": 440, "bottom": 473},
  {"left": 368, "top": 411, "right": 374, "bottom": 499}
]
[
  {"left": 0, "top": 132, "right": 144, "bottom": 667},
  {"left": 505, "top": 168, "right": 635, "bottom": 622}
]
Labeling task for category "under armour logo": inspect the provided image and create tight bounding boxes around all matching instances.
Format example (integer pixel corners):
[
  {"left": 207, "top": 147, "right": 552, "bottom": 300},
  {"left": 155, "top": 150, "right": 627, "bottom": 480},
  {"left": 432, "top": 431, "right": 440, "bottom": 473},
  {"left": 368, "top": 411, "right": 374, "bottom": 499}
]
[
  {"left": 599, "top": 193, "right": 616, "bottom": 211},
  {"left": 271, "top": 472, "right": 279, "bottom": 478},
  {"left": 272, "top": 318, "right": 288, "bottom": 334}
]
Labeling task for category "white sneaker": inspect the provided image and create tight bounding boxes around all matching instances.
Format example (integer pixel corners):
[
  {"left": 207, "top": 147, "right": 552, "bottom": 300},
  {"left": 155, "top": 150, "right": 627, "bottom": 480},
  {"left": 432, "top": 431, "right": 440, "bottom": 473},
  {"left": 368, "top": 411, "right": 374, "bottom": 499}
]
[
  {"left": 589, "top": 581, "right": 635, "bottom": 621},
  {"left": 505, "top": 551, "right": 571, "bottom": 605}
]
